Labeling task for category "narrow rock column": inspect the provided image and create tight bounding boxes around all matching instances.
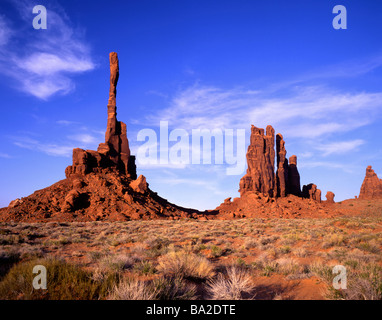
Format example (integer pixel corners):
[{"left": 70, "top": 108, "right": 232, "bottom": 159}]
[
  {"left": 287, "top": 155, "right": 301, "bottom": 196},
  {"left": 98, "top": 52, "right": 134, "bottom": 177},
  {"left": 276, "top": 133, "right": 288, "bottom": 197}
]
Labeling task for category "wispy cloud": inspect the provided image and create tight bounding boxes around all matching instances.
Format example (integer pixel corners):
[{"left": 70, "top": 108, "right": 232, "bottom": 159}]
[
  {"left": 146, "top": 84, "right": 382, "bottom": 140},
  {"left": 13, "top": 136, "right": 74, "bottom": 157},
  {"left": 298, "top": 161, "right": 357, "bottom": 174},
  {"left": 0, "top": 15, "right": 12, "bottom": 46},
  {"left": 56, "top": 120, "right": 80, "bottom": 126},
  {"left": 304, "top": 54, "right": 382, "bottom": 80},
  {"left": 67, "top": 133, "right": 99, "bottom": 145},
  {"left": 0, "top": 0, "right": 95, "bottom": 99},
  {"left": 0, "top": 152, "right": 12, "bottom": 159},
  {"left": 12, "top": 128, "right": 101, "bottom": 157},
  {"left": 315, "top": 139, "right": 365, "bottom": 156}
]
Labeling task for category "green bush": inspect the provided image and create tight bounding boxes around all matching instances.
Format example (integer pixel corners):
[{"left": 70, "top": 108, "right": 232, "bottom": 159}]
[{"left": 0, "top": 258, "right": 119, "bottom": 300}]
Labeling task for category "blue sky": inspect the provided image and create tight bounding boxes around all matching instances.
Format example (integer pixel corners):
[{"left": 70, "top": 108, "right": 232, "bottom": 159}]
[{"left": 0, "top": 0, "right": 382, "bottom": 210}]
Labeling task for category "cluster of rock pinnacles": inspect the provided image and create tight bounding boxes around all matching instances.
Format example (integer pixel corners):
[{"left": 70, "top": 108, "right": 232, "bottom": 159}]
[
  {"left": 4, "top": 52, "right": 382, "bottom": 221},
  {"left": 238, "top": 125, "right": 333, "bottom": 203}
]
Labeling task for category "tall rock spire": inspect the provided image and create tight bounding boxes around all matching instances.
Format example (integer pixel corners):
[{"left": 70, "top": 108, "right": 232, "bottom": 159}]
[
  {"left": 66, "top": 52, "right": 136, "bottom": 180},
  {"left": 276, "top": 133, "right": 288, "bottom": 197},
  {"left": 98, "top": 52, "right": 136, "bottom": 178}
]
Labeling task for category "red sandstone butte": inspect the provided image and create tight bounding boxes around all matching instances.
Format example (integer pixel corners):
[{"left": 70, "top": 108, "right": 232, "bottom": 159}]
[{"left": 359, "top": 166, "right": 382, "bottom": 200}]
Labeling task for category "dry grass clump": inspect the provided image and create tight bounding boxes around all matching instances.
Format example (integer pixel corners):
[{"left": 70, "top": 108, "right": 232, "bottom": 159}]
[
  {"left": 310, "top": 259, "right": 382, "bottom": 300},
  {"left": 108, "top": 279, "right": 157, "bottom": 300},
  {"left": 98, "top": 254, "right": 138, "bottom": 272},
  {"left": 157, "top": 251, "right": 215, "bottom": 280},
  {"left": 276, "top": 258, "right": 300, "bottom": 276},
  {"left": 206, "top": 266, "right": 255, "bottom": 300},
  {"left": 0, "top": 258, "right": 118, "bottom": 300},
  {"left": 338, "top": 263, "right": 382, "bottom": 300},
  {"left": 108, "top": 276, "right": 197, "bottom": 300},
  {"left": 152, "top": 276, "right": 197, "bottom": 300}
]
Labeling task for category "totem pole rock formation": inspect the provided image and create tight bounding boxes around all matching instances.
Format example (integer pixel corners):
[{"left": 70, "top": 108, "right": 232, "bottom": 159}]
[
  {"left": 359, "top": 166, "right": 382, "bottom": 199},
  {"left": 1, "top": 52, "right": 199, "bottom": 222},
  {"left": 65, "top": 52, "right": 137, "bottom": 180}
]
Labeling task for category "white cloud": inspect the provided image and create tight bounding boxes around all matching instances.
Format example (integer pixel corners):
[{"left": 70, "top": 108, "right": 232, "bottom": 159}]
[
  {"left": 0, "top": 15, "right": 12, "bottom": 46},
  {"left": 146, "top": 84, "right": 382, "bottom": 140},
  {"left": 0, "top": 0, "right": 94, "bottom": 99},
  {"left": 298, "top": 161, "right": 357, "bottom": 174},
  {"left": 0, "top": 152, "right": 12, "bottom": 159},
  {"left": 315, "top": 140, "right": 365, "bottom": 156},
  {"left": 56, "top": 120, "right": 80, "bottom": 126},
  {"left": 12, "top": 129, "right": 100, "bottom": 157},
  {"left": 68, "top": 133, "right": 98, "bottom": 145},
  {"left": 13, "top": 137, "right": 74, "bottom": 157},
  {"left": 19, "top": 52, "right": 94, "bottom": 76}
]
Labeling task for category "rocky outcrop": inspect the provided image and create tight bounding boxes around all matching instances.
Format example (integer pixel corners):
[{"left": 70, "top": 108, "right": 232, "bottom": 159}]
[
  {"left": 130, "top": 175, "right": 148, "bottom": 194},
  {"left": 359, "top": 166, "right": 382, "bottom": 200},
  {"left": 326, "top": 191, "right": 335, "bottom": 204},
  {"left": 287, "top": 155, "right": 301, "bottom": 196},
  {"left": 302, "top": 184, "right": 321, "bottom": 202},
  {"left": 239, "top": 125, "right": 275, "bottom": 197}
]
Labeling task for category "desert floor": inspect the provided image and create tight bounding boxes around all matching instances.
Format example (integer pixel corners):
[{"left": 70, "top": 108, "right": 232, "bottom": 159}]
[{"left": 0, "top": 199, "right": 381, "bottom": 300}]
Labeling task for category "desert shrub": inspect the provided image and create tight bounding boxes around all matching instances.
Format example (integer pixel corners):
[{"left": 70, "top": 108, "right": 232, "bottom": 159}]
[
  {"left": 145, "top": 237, "right": 171, "bottom": 257},
  {"left": 279, "top": 245, "right": 291, "bottom": 254},
  {"left": 294, "top": 247, "right": 308, "bottom": 257},
  {"left": 108, "top": 276, "right": 196, "bottom": 300},
  {"left": 309, "top": 261, "right": 333, "bottom": 283},
  {"left": 108, "top": 278, "right": 156, "bottom": 300},
  {"left": 157, "top": 251, "right": 215, "bottom": 280},
  {"left": 258, "top": 236, "right": 278, "bottom": 246},
  {"left": 98, "top": 254, "right": 137, "bottom": 272},
  {"left": 261, "top": 261, "right": 279, "bottom": 277},
  {"left": 0, "top": 249, "right": 20, "bottom": 281},
  {"left": 0, "top": 258, "right": 119, "bottom": 300},
  {"left": 243, "top": 237, "right": 257, "bottom": 249},
  {"left": 210, "top": 245, "right": 223, "bottom": 258},
  {"left": 276, "top": 258, "right": 300, "bottom": 276},
  {"left": 153, "top": 276, "right": 197, "bottom": 300},
  {"left": 356, "top": 242, "right": 380, "bottom": 254},
  {"left": 322, "top": 234, "right": 345, "bottom": 248},
  {"left": 133, "top": 261, "right": 156, "bottom": 275},
  {"left": 343, "top": 263, "right": 382, "bottom": 300},
  {"left": 206, "top": 266, "right": 255, "bottom": 300}
]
